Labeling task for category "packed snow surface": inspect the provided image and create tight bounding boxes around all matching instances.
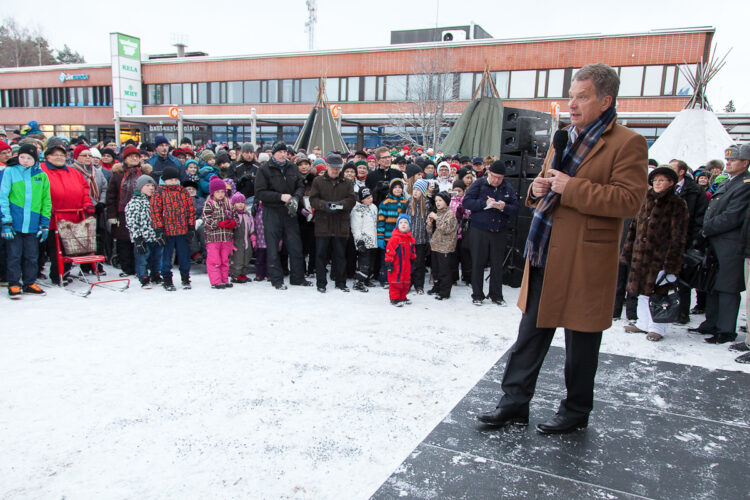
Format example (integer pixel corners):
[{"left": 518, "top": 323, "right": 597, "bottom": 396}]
[{"left": 1, "top": 266, "right": 746, "bottom": 498}]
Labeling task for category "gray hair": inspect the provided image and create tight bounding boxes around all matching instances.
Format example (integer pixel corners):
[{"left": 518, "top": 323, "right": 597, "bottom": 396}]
[{"left": 573, "top": 63, "right": 619, "bottom": 106}]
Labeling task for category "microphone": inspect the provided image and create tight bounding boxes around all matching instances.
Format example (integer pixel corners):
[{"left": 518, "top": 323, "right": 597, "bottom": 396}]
[{"left": 552, "top": 130, "right": 568, "bottom": 171}]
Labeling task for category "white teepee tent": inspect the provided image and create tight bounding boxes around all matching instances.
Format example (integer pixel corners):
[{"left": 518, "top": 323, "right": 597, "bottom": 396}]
[
  {"left": 648, "top": 45, "right": 734, "bottom": 167},
  {"left": 648, "top": 108, "right": 732, "bottom": 167}
]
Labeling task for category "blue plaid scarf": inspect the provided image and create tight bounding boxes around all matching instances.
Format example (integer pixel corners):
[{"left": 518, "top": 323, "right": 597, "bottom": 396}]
[{"left": 524, "top": 106, "right": 617, "bottom": 267}]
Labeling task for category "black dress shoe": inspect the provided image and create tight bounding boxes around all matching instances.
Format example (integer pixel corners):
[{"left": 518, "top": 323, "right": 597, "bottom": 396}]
[
  {"left": 688, "top": 326, "right": 715, "bottom": 335},
  {"left": 317, "top": 286, "right": 326, "bottom": 293},
  {"left": 536, "top": 414, "right": 588, "bottom": 434},
  {"left": 676, "top": 313, "right": 689, "bottom": 325},
  {"left": 477, "top": 408, "right": 528, "bottom": 427},
  {"left": 690, "top": 307, "right": 704, "bottom": 315},
  {"left": 705, "top": 332, "right": 737, "bottom": 344}
]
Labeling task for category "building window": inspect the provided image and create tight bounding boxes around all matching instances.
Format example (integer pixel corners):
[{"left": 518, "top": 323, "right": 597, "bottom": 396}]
[
  {"left": 282, "top": 79, "right": 294, "bottom": 103},
  {"left": 244, "top": 80, "right": 260, "bottom": 103},
  {"left": 227, "top": 81, "right": 242, "bottom": 104},
  {"left": 536, "top": 71, "right": 547, "bottom": 98},
  {"left": 347, "top": 76, "right": 360, "bottom": 101},
  {"left": 509, "top": 70, "right": 536, "bottom": 99},
  {"left": 493, "top": 71, "right": 510, "bottom": 99},
  {"left": 363, "top": 76, "right": 376, "bottom": 101},
  {"left": 642, "top": 66, "right": 663, "bottom": 96},
  {"left": 663, "top": 66, "right": 676, "bottom": 95},
  {"left": 197, "top": 82, "right": 208, "bottom": 104},
  {"left": 675, "top": 64, "right": 696, "bottom": 96},
  {"left": 458, "top": 73, "right": 474, "bottom": 100},
  {"left": 325, "top": 77, "right": 339, "bottom": 102},
  {"left": 300, "top": 78, "right": 317, "bottom": 103},
  {"left": 547, "top": 69, "right": 564, "bottom": 98},
  {"left": 619, "top": 66, "right": 644, "bottom": 97},
  {"left": 170, "top": 83, "right": 182, "bottom": 105},
  {"left": 386, "top": 75, "right": 406, "bottom": 101}
]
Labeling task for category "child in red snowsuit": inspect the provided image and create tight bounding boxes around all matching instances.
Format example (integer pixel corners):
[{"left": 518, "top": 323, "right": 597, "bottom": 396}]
[{"left": 385, "top": 213, "right": 416, "bottom": 306}]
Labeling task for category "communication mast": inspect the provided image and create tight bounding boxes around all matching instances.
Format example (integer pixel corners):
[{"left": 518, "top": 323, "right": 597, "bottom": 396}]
[{"left": 305, "top": 0, "right": 317, "bottom": 50}]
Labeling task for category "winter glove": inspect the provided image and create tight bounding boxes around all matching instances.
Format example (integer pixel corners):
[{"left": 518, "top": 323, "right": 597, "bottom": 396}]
[
  {"left": 107, "top": 218, "right": 119, "bottom": 227},
  {"left": 218, "top": 220, "right": 237, "bottom": 230},
  {"left": 37, "top": 227, "right": 49, "bottom": 243},
  {"left": 83, "top": 205, "right": 96, "bottom": 217},
  {"left": 385, "top": 261, "right": 394, "bottom": 273},
  {"left": 155, "top": 229, "right": 167, "bottom": 247},
  {"left": 1, "top": 224, "right": 15, "bottom": 240},
  {"left": 377, "top": 238, "right": 385, "bottom": 250},
  {"left": 186, "top": 225, "right": 196, "bottom": 241},
  {"left": 250, "top": 234, "right": 257, "bottom": 248},
  {"left": 286, "top": 197, "right": 299, "bottom": 218},
  {"left": 301, "top": 207, "right": 313, "bottom": 222},
  {"left": 95, "top": 202, "right": 105, "bottom": 216},
  {"left": 356, "top": 240, "right": 366, "bottom": 253},
  {"left": 693, "top": 233, "right": 708, "bottom": 251},
  {"left": 134, "top": 237, "right": 147, "bottom": 255}
]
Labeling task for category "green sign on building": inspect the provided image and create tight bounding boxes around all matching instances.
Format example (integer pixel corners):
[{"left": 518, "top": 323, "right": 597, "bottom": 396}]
[{"left": 117, "top": 34, "right": 141, "bottom": 60}]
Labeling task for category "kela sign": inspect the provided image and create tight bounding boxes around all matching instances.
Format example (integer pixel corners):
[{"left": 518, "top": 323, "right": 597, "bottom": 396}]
[
  {"left": 110, "top": 32, "right": 143, "bottom": 117},
  {"left": 117, "top": 34, "right": 141, "bottom": 59},
  {"left": 58, "top": 73, "right": 89, "bottom": 83}
]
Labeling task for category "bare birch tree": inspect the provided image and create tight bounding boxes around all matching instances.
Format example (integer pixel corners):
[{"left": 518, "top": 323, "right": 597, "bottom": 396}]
[{"left": 389, "top": 48, "right": 457, "bottom": 150}]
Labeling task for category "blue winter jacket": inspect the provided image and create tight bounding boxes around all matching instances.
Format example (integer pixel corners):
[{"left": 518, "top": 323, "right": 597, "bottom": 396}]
[
  {"left": 0, "top": 162, "right": 52, "bottom": 233},
  {"left": 462, "top": 177, "right": 519, "bottom": 232}
]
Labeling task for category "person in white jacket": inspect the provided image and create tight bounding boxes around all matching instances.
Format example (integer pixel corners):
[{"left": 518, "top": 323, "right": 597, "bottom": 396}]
[
  {"left": 436, "top": 161, "right": 454, "bottom": 192},
  {"left": 350, "top": 187, "right": 378, "bottom": 292}
]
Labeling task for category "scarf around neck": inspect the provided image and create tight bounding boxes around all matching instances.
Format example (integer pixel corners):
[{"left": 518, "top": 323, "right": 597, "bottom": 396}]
[{"left": 524, "top": 106, "right": 617, "bottom": 267}]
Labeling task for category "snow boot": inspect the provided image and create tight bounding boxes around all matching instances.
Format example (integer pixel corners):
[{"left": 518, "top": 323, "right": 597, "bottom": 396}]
[
  {"left": 181, "top": 275, "right": 192, "bottom": 290},
  {"left": 8, "top": 285, "right": 22, "bottom": 299},
  {"left": 353, "top": 281, "right": 368, "bottom": 293},
  {"left": 162, "top": 276, "right": 176, "bottom": 291},
  {"left": 390, "top": 299, "right": 403, "bottom": 307},
  {"left": 735, "top": 352, "right": 750, "bottom": 364},
  {"left": 23, "top": 283, "right": 46, "bottom": 295},
  {"left": 140, "top": 277, "right": 152, "bottom": 289}
]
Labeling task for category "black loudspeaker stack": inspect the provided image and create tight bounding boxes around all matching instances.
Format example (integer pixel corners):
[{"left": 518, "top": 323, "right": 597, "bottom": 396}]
[{"left": 498, "top": 107, "right": 552, "bottom": 286}]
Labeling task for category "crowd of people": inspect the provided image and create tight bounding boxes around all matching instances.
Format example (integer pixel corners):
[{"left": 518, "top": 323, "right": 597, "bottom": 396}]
[{"left": 0, "top": 117, "right": 748, "bottom": 364}]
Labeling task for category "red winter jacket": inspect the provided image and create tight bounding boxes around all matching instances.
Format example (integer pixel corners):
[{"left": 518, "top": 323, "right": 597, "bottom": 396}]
[
  {"left": 384, "top": 229, "right": 416, "bottom": 284},
  {"left": 150, "top": 184, "right": 196, "bottom": 236},
  {"left": 41, "top": 163, "right": 94, "bottom": 230}
]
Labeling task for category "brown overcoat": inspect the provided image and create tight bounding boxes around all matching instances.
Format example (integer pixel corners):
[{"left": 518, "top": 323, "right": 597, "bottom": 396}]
[
  {"left": 517, "top": 120, "right": 648, "bottom": 332},
  {"left": 620, "top": 187, "right": 688, "bottom": 296}
]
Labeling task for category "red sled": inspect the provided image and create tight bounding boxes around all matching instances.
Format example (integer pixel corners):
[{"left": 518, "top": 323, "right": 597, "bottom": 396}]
[{"left": 53, "top": 209, "right": 130, "bottom": 297}]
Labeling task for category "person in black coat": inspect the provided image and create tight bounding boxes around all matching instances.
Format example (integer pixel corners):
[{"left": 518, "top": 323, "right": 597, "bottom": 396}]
[
  {"left": 461, "top": 160, "right": 519, "bottom": 305},
  {"left": 229, "top": 143, "right": 260, "bottom": 200},
  {"left": 254, "top": 142, "right": 311, "bottom": 289},
  {"left": 691, "top": 144, "right": 750, "bottom": 344},
  {"left": 669, "top": 159, "right": 708, "bottom": 323}
]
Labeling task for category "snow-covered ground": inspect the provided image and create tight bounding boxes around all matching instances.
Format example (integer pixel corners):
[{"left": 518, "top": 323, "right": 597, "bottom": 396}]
[{"left": 1, "top": 264, "right": 747, "bottom": 499}]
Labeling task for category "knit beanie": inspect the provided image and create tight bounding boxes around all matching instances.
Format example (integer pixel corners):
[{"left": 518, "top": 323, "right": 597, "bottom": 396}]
[
  {"left": 389, "top": 178, "right": 404, "bottom": 194},
  {"left": 436, "top": 191, "right": 451, "bottom": 207},
  {"left": 241, "top": 142, "right": 255, "bottom": 153},
  {"left": 100, "top": 147, "right": 117, "bottom": 159},
  {"left": 90, "top": 148, "right": 102, "bottom": 159},
  {"left": 162, "top": 166, "right": 180, "bottom": 181},
  {"left": 0, "top": 140, "right": 12, "bottom": 152},
  {"left": 200, "top": 149, "right": 216, "bottom": 162},
  {"left": 413, "top": 178, "right": 429, "bottom": 195},
  {"left": 216, "top": 152, "right": 231, "bottom": 165},
  {"left": 17, "top": 143, "right": 38, "bottom": 163},
  {"left": 136, "top": 175, "right": 155, "bottom": 191},
  {"left": 121, "top": 145, "right": 141, "bottom": 161},
  {"left": 396, "top": 213, "right": 411, "bottom": 231},
  {"left": 452, "top": 179, "right": 466, "bottom": 191},
  {"left": 405, "top": 163, "right": 423, "bottom": 179},
  {"left": 209, "top": 176, "right": 226, "bottom": 195},
  {"left": 154, "top": 135, "right": 170, "bottom": 148},
  {"left": 230, "top": 192, "right": 246, "bottom": 205},
  {"left": 312, "top": 158, "right": 326, "bottom": 169},
  {"left": 358, "top": 187, "right": 372, "bottom": 202}
]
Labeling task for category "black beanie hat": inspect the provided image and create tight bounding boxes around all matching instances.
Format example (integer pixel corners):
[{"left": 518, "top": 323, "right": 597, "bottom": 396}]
[
  {"left": 488, "top": 160, "right": 506, "bottom": 175},
  {"left": 436, "top": 191, "right": 452, "bottom": 206},
  {"left": 271, "top": 141, "right": 287, "bottom": 154},
  {"left": 405, "top": 163, "right": 422, "bottom": 179},
  {"left": 453, "top": 179, "right": 466, "bottom": 191},
  {"left": 162, "top": 166, "right": 180, "bottom": 181},
  {"left": 17, "top": 143, "right": 38, "bottom": 163},
  {"left": 358, "top": 187, "right": 373, "bottom": 202}
]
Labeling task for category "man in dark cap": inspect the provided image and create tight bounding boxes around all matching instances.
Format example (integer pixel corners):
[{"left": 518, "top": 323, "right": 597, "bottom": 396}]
[
  {"left": 254, "top": 141, "right": 312, "bottom": 289},
  {"left": 147, "top": 135, "right": 182, "bottom": 182},
  {"left": 691, "top": 144, "right": 750, "bottom": 348},
  {"left": 462, "top": 160, "right": 520, "bottom": 306}
]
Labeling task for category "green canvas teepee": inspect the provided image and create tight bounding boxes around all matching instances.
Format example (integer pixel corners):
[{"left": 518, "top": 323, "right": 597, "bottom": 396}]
[
  {"left": 294, "top": 78, "right": 348, "bottom": 154},
  {"left": 441, "top": 67, "right": 504, "bottom": 158}
]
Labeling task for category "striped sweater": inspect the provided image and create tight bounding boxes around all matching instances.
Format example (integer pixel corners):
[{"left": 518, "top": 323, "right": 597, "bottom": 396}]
[{"left": 376, "top": 194, "right": 407, "bottom": 249}]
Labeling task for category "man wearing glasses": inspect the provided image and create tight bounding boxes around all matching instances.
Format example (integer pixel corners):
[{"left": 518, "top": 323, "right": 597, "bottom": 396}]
[{"left": 366, "top": 147, "right": 404, "bottom": 207}]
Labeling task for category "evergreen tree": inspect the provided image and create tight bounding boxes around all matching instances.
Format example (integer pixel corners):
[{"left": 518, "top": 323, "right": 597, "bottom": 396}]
[{"left": 724, "top": 100, "right": 736, "bottom": 113}]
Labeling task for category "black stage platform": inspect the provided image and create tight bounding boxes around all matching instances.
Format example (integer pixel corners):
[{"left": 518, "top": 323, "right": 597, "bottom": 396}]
[{"left": 373, "top": 347, "right": 750, "bottom": 499}]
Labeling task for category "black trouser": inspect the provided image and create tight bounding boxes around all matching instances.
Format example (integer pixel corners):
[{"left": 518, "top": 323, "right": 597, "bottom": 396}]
[
  {"left": 315, "top": 236, "right": 346, "bottom": 288},
  {"left": 497, "top": 265, "right": 603, "bottom": 419},
  {"left": 458, "top": 228, "right": 472, "bottom": 283},
  {"left": 432, "top": 251, "right": 453, "bottom": 298},
  {"left": 355, "top": 248, "right": 376, "bottom": 281},
  {"left": 470, "top": 228, "right": 506, "bottom": 301},
  {"left": 613, "top": 262, "right": 638, "bottom": 320},
  {"left": 345, "top": 236, "right": 356, "bottom": 279},
  {"left": 700, "top": 290, "right": 741, "bottom": 334},
  {"left": 412, "top": 243, "right": 428, "bottom": 290},
  {"left": 116, "top": 239, "right": 135, "bottom": 275},
  {"left": 300, "top": 221, "right": 316, "bottom": 274},
  {"left": 263, "top": 207, "right": 305, "bottom": 286},
  {"left": 695, "top": 290, "right": 706, "bottom": 310}
]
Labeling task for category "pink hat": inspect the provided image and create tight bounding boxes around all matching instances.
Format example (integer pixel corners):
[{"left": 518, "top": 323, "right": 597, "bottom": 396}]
[
  {"left": 230, "top": 192, "right": 246, "bottom": 204},
  {"left": 209, "top": 176, "right": 226, "bottom": 195}
]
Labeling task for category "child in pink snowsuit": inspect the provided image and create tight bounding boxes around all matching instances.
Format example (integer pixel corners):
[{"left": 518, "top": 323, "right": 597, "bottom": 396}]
[{"left": 202, "top": 177, "right": 237, "bottom": 288}]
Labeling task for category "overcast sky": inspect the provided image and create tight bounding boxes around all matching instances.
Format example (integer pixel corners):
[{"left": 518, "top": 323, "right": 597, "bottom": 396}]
[{"left": 4, "top": 0, "right": 748, "bottom": 111}]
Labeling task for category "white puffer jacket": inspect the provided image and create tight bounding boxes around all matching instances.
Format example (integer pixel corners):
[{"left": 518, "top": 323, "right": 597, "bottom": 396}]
[{"left": 350, "top": 202, "right": 378, "bottom": 249}]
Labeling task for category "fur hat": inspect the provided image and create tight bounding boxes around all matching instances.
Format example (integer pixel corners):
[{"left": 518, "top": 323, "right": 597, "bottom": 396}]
[
  {"left": 181, "top": 179, "right": 199, "bottom": 190},
  {"left": 241, "top": 142, "right": 255, "bottom": 153},
  {"left": 271, "top": 141, "right": 287, "bottom": 154},
  {"left": 209, "top": 176, "right": 226, "bottom": 195},
  {"left": 200, "top": 149, "right": 216, "bottom": 162},
  {"left": 230, "top": 192, "right": 246, "bottom": 205},
  {"left": 326, "top": 153, "right": 344, "bottom": 166},
  {"left": 100, "top": 147, "right": 117, "bottom": 159},
  {"left": 136, "top": 175, "right": 155, "bottom": 191}
]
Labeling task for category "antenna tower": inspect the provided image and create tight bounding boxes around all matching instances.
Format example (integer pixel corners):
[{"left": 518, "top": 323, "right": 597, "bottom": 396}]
[{"left": 305, "top": 0, "right": 317, "bottom": 50}]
